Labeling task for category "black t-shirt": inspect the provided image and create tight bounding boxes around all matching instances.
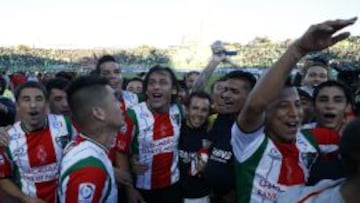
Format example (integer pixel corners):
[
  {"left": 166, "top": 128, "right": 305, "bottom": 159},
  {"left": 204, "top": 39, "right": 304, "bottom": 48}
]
[
  {"left": 179, "top": 121, "right": 210, "bottom": 198},
  {"left": 204, "top": 114, "right": 236, "bottom": 196}
]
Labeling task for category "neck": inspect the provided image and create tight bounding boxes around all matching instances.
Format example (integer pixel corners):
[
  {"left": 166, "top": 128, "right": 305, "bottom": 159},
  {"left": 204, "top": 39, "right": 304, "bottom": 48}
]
[
  {"left": 266, "top": 127, "right": 296, "bottom": 144},
  {"left": 148, "top": 103, "right": 170, "bottom": 114},
  {"left": 341, "top": 177, "right": 360, "bottom": 203},
  {"left": 115, "top": 89, "right": 123, "bottom": 100},
  {"left": 21, "top": 118, "right": 47, "bottom": 132},
  {"left": 81, "top": 126, "right": 117, "bottom": 151}
]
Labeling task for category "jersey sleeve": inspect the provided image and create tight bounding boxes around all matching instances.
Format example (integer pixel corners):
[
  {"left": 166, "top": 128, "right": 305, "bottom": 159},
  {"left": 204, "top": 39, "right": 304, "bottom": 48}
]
[
  {"left": 62, "top": 167, "right": 108, "bottom": 203},
  {"left": 230, "top": 122, "right": 265, "bottom": 163},
  {"left": 0, "top": 149, "right": 11, "bottom": 178}
]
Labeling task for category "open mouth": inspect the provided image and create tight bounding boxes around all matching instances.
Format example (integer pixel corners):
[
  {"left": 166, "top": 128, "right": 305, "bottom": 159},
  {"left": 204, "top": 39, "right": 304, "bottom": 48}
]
[
  {"left": 323, "top": 113, "right": 336, "bottom": 118},
  {"left": 322, "top": 113, "right": 337, "bottom": 124},
  {"left": 29, "top": 111, "right": 40, "bottom": 117},
  {"left": 285, "top": 121, "right": 299, "bottom": 128},
  {"left": 152, "top": 93, "right": 163, "bottom": 100}
]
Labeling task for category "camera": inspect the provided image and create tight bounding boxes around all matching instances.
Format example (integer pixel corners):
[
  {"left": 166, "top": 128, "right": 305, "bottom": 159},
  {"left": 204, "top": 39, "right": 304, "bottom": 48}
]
[{"left": 213, "top": 50, "right": 237, "bottom": 56}]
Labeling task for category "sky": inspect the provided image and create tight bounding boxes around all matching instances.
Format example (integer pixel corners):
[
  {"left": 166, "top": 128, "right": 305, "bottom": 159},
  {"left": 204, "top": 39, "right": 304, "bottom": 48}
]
[{"left": 0, "top": 0, "right": 359, "bottom": 49}]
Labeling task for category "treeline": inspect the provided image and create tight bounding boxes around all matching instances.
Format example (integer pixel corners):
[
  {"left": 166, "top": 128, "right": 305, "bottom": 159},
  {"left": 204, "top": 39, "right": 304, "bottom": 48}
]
[{"left": 1, "top": 36, "right": 359, "bottom": 72}]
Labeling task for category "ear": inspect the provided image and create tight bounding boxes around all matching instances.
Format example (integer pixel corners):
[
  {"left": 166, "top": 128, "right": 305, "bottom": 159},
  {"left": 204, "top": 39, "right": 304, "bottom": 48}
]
[
  {"left": 91, "top": 106, "right": 106, "bottom": 121},
  {"left": 172, "top": 86, "right": 178, "bottom": 95}
]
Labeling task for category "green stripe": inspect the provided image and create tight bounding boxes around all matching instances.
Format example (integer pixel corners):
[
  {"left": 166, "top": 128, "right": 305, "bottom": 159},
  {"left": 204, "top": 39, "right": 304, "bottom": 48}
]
[
  {"left": 127, "top": 108, "right": 139, "bottom": 155},
  {"left": 60, "top": 156, "right": 112, "bottom": 201},
  {"left": 301, "top": 129, "right": 320, "bottom": 152},
  {"left": 235, "top": 137, "right": 269, "bottom": 203},
  {"left": 64, "top": 115, "right": 73, "bottom": 141},
  {"left": 5, "top": 147, "right": 22, "bottom": 189}
]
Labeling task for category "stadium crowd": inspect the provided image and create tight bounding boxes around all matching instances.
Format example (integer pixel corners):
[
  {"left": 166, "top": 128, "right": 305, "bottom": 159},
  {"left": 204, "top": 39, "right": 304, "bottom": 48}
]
[{"left": 0, "top": 17, "right": 359, "bottom": 203}]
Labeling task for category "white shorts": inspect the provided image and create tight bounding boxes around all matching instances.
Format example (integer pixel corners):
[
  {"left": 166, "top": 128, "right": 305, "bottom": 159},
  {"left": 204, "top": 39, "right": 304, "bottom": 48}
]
[{"left": 183, "top": 195, "right": 210, "bottom": 203}]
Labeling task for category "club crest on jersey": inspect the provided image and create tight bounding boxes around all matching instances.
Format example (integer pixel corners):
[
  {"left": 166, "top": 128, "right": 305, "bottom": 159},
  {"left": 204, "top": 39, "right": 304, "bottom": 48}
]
[
  {"left": 37, "top": 145, "right": 47, "bottom": 164},
  {"left": 78, "top": 183, "right": 96, "bottom": 201},
  {"left": 0, "top": 154, "right": 4, "bottom": 165},
  {"left": 301, "top": 152, "right": 318, "bottom": 169},
  {"left": 268, "top": 148, "right": 282, "bottom": 160},
  {"left": 171, "top": 114, "right": 180, "bottom": 125},
  {"left": 56, "top": 135, "right": 69, "bottom": 149}
]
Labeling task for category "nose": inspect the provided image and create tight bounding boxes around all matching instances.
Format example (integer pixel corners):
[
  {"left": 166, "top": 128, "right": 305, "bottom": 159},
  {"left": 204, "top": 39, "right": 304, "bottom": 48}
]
[
  {"left": 29, "top": 99, "right": 37, "bottom": 108},
  {"left": 221, "top": 89, "right": 230, "bottom": 100},
  {"left": 61, "top": 99, "right": 69, "bottom": 108},
  {"left": 288, "top": 103, "right": 301, "bottom": 118}
]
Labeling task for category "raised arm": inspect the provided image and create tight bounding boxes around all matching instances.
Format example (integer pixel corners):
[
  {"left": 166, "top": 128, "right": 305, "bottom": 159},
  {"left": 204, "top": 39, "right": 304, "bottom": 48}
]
[
  {"left": 192, "top": 41, "right": 227, "bottom": 92},
  {"left": 237, "top": 17, "right": 357, "bottom": 132}
]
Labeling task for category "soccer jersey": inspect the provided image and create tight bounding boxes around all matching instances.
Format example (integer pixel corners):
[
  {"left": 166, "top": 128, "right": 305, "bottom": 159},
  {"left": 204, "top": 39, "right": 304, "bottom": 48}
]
[
  {"left": 277, "top": 179, "right": 345, "bottom": 203},
  {"left": 129, "top": 102, "right": 183, "bottom": 190},
  {"left": 231, "top": 124, "right": 319, "bottom": 203},
  {"left": 301, "top": 128, "right": 343, "bottom": 185},
  {"left": 58, "top": 134, "right": 118, "bottom": 203},
  {"left": 2, "top": 114, "right": 72, "bottom": 203},
  {"left": 122, "top": 90, "right": 140, "bottom": 109},
  {"left": 203, "top": 114, "right": 236, "bottom": 195},
  {"left": 179, "top": 122, "right": 210, "bottom": 198}
]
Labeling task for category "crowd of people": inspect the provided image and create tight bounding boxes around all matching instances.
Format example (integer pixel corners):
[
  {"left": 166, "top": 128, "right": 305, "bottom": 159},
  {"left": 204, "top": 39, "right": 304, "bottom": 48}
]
[
  {"left": 0, "top": 17, "right": 359, "bottom": 203},
  {"left": 1, "top": 35, "right": 360, "bottom": 73}
]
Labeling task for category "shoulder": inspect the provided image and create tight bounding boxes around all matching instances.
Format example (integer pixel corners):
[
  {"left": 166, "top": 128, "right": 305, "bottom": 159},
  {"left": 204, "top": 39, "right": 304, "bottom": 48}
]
[{"left": 7, "top": 122, "right": 23, "bottom": 141}]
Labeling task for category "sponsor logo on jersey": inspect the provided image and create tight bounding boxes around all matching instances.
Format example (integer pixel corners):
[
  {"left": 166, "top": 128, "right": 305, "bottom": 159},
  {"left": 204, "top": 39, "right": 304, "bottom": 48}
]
[
  {"left": 78, "top": 183, "right": 96, "bottom": 201},
  {"left": 210, "top": 147, "right": 232, "bottom": 163},
  {"left": 55, "top": 135, "right": 69, "bottom": 149},
  {"left": 301, "top": 152, "right": 318, "bottom": 169},
  {"left": 268, "top": 148, "right": 282, "bottom": 160},
  {"left": 0, "top": 154, "right": 4, "bottom": 165},
  {"left": 37, "top": 145, "right": 47, "bottom": 164}
]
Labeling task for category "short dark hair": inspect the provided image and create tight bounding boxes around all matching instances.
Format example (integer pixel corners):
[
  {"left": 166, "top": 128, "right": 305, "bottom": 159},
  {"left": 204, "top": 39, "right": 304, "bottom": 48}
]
[
  {"left": 143, "top": 65, "right": 179, "bottom": 102},
  {"left": 223, "top": 70, "right": 257, "bottom": 89},
  {"left": 340, "top": 118, "right": 360, "bottom": 177},
  {"left": 187, "top": 91, "right": 212, "bottom": 107},
  {"left": 95, "top": 55, "right": 117, "bottom": 74},
  {"left": 210, "top": 77, "right": 227, "bottom": 93},
  {"left": 125, "top": 77, "right": 143, "bottom": 90},
  {"left": 302, "top": 59, "right": 329, "bottom": 77},
  {"left": 67, "top": 75, "right": 110, "bottom": 126},
  {"left": 185, "top": 71, "right": 200, "bottom": 79},
  {"left": 14, "top": 81, "right": 48, "bottom": 101},
  {"left": 44, "top": 78, "right": 71, "bottom": 95},
  {"left": 313, "top": 80, "right": 352, "bottom": 104},
  {"left": 127, "top": 77, "right": 143, "bottom": 84}
]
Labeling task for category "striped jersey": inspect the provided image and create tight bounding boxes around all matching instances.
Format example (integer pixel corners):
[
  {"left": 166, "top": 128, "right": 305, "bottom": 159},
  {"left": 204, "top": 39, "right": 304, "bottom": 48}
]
[
  {"left": 58, "top": 134, "right": 118, "bottom": 203},
  {"left": 1, "top": 114, "right": 72, "bottom": 203},
  {"left": 129, "top": 102, "right": 183, "bottom": 190},
  {"left": 231, "top": 124, "right": 319, "bottom": 203}
]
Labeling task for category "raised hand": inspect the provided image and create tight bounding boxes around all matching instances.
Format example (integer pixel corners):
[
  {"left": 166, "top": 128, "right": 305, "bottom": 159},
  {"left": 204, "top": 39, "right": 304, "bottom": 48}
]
[{"left": 295, "top": 17, "right": 357, "bottom": 55}]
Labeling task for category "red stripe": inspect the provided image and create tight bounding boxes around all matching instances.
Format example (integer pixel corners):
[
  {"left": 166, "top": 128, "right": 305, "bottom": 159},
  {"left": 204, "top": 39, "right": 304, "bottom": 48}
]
[
  {"left": 310, "top": 128, "right": 340, "bottom": 145},
  {"left": 153, "top": 113, "right": 173, "bottom": 140},
  {"left": 25, "top": 127, "right": 59, "bottom": 200},
  {"left": 65, "top": 167, "right": 107, "bottom": 203},
  {"left": 0, "top": 149, "right": 11, "bottom": 178},
  {"left": 26, "top": 127, "right": 57, "bottom": 167},
  {"left": 34, "top": 180, "right": 57, "bottom": 202},
  {"left": 150, "top": 113, "right": 174, "bottom": 189},
  {"left": 151, "top": 153, "right": 173, "bottom": 189}
]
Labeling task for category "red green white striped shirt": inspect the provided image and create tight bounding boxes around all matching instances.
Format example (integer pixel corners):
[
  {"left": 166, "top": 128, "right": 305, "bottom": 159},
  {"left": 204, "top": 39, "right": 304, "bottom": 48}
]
[
  {"left": 58, "top": 134, "right": 118, "bottom": 203},
  {"left": 1, "top": 114, "right": 72, "bottom": 203}
]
